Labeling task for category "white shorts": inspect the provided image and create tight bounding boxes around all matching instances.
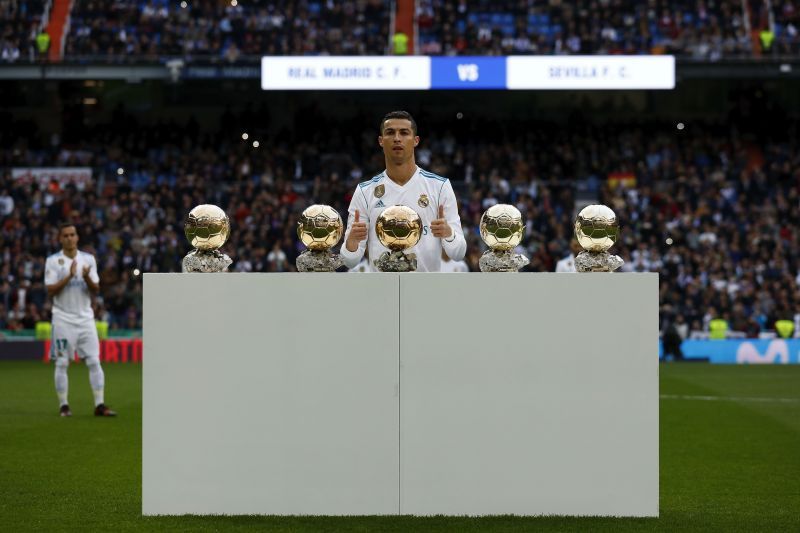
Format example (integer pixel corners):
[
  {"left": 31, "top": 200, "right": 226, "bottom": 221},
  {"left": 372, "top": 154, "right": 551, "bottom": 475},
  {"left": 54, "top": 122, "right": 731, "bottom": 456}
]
[{"left": 51, "top": 319, "right": 100, "bottom": 362}]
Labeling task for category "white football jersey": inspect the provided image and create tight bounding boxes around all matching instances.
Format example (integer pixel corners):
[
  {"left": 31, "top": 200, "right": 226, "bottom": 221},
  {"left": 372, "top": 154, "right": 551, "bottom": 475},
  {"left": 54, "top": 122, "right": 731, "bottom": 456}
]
[
  {"left": 555, "top": 254, "right": 577, "bottom": 273},
  {"left": 348, "top": 258, "right": 373, "bottom": 273},
  {"left": 44, "top": 250, "right": 99, "bottom": 323},
  {"left": 341, "top": 166, "right": 467, "bottom": 272},
  {"left": 440, "top": 258, "right": 469, "bottom": 273}
]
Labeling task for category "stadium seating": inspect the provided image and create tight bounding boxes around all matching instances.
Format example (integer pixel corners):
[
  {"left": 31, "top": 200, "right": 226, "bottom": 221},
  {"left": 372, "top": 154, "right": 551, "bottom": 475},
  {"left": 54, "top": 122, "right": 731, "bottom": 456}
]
[
  {"left": 0, "top": 0, "right": 48, "bottom": 62},
  {"left": 62, "top": 0, "right": 391, "bottom": 62},
  {"left": 3, "top": 0, "right": 799, "bottom": 62},
  {"left": 418, "top": 0, "right": 755, "bottom": 57}
]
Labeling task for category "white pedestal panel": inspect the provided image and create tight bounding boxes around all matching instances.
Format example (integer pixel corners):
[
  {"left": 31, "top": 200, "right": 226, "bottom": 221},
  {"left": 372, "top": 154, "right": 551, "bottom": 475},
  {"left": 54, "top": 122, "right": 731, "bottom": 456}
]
[
  {"left": 400, "top": 273, "right": 658, "bottom": 516},
  {"left": 143, "top": 273, "right": 400, "bottom": 515}
]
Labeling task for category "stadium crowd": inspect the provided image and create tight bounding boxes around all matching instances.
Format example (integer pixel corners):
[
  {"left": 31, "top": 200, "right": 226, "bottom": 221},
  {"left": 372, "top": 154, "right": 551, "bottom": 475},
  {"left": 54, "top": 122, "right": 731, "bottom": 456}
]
[
  {"left": 0, "top": 0, "right": 47, "bottom": 63},
  {"left": 64, "top": 0, "right": 391, "bottom": 61},
  {"left": 418, "top": 0, "right": 754, "bottom": 57},
  {"left": 2, "top": 0, "right": 800, "bottom": 63},
  {"left": 1, "top": 103, "right": 798, "bottom": 337}
]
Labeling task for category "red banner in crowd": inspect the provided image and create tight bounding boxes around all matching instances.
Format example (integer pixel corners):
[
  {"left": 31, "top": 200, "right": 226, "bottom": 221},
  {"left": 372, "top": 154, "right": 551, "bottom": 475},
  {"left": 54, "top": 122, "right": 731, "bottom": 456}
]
[{"left": 43, "top": 339, "right": 143, "bottom": 363}]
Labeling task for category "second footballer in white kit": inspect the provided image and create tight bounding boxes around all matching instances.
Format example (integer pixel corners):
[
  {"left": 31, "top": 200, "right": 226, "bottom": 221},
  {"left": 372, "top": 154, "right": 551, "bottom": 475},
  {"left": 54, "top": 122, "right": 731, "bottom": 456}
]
[
  {"left": 341, "top": 110, "right": 467, "bottom": 271},
  {"left": 45, "top": 223, "right": 116, "bottom": 417}
]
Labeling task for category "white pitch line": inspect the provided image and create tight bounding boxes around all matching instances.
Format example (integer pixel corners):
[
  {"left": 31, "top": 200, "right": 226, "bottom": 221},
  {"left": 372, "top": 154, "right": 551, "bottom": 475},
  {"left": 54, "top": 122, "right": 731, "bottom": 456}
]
[{"left": 660, "top": 394, "right": 800, "bottom": 404}]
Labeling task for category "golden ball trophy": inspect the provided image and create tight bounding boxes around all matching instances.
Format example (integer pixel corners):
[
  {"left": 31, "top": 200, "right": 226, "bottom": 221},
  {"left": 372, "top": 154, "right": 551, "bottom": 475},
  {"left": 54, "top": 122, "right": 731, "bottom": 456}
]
[
  {"left": 182, "top": 204, "right": 233, "bottom": 272},
  {"left": 478, "top": 204, "right": 529, "bottom": 272},
  {"left": 375, "top": 205, "right": 422, "bottom": 272},
  {"left": 296, "top": 204, "right": 344, "bottom": 272},
  {"left": 574, "top": 204, "right": 624, "bottom": 272}
]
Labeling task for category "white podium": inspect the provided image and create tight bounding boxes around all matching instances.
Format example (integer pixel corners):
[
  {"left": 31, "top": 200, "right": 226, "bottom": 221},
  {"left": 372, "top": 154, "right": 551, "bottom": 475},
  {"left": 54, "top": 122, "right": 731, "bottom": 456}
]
[{"left": 143, "top": 273, "right": 658, "bottom": 516}]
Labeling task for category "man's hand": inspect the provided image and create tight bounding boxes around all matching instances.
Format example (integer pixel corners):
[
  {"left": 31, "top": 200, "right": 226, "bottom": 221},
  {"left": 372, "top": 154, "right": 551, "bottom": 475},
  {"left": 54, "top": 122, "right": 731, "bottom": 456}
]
[
  {"left": 81, "top": 263, "right": 99, "bottom": 293},
  {"left": 49, "top": 259, "right": 78, "bottom": 297},
  {"left": 431, "top": 205, "right": 452, "bottom": 239},
  {"left": 345, "top": 209, "right": 368, "bottom": 252}
]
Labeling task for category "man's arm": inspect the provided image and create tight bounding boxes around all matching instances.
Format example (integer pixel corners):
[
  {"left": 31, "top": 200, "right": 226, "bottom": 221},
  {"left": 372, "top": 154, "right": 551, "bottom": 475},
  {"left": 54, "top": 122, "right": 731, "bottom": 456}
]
[
  {"left": 438, "top": 180, "right": 467, "bottom": 261},
  {"left": 46, "top": 260, "right": 75, "bottom": 297},
  {"left": 83, "top": 265, "right": 99, "bottom": 294},
  {"left": 340, "top": 189, "right": 369, "bottom": 268}
]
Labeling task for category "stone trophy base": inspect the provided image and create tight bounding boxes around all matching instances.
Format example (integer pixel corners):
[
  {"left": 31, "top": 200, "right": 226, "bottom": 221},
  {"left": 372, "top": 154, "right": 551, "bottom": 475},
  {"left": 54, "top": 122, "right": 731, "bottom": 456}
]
[
  {"left": 575, "top": 250, "right": 624, "bottom": 272},
  {"left": 181, "top": 250, "right": 233, "bottom": 273},
  {"left": 375, "top": 251, "right": 417, "bottom": 272},
  {"left": 296, "top": 250, "right": 344, "bottom": 272},
  {"left": 478, "top": 249, "right": 530, "bottom": 272}
]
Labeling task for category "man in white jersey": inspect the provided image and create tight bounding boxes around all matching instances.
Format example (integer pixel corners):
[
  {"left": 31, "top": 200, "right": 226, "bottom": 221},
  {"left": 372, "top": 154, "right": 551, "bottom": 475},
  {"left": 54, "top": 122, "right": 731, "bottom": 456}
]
[
  {"left": 44, "top": 223, "right": 116, "bottom": 417},
  {"left": 341, "top": 110, "right": 466, "bottom": 271},
  {"left": 348, "top": 248, "right": 372, "bottom": 272},
  {"left": 555, "top": 239, "right": 581, "bottom": 273}
]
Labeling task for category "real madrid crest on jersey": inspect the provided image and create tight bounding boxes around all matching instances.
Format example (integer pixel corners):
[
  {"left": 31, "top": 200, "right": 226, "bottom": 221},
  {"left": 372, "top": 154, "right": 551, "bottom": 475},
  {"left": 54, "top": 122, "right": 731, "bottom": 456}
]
[
  {"left": 418, "top": 194, "right": 429, "bottom": 208},
  {"left": 58, "top": 258, "right": 64, "bottom": 265},
  {"left": 374, "top": 184, "right": 385, "bottom": 198}
]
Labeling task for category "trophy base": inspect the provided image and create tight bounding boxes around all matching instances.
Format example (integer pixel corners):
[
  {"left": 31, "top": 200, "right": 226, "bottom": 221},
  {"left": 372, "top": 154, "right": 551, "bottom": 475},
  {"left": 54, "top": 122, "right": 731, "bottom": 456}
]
[
  {"left": 296, "top": 250, "right": 344, "bottom": 272},
  {"left": 575, "top": 251, "right": 624, "bottom": 272},
  {"left": 479, "top": 250, "right": 530, "bottom": 272},
  {"left": 182, "top": 250, "right": 233, "bottom": 273},
  {"left": 375, "top": 251, "right": 417, "bottom": 272}
]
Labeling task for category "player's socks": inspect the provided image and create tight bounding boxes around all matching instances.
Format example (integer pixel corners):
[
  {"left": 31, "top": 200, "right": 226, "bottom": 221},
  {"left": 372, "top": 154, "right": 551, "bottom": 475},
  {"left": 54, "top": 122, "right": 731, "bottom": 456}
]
[
  {"left": 87, "top": 360, "right": 105, "bottom": 406},
  {"left": 55, "top": 364, "right": 69, "bottom": 407},
  {"left": 93, "top": 389, "right": 105, "bottom": 406}
]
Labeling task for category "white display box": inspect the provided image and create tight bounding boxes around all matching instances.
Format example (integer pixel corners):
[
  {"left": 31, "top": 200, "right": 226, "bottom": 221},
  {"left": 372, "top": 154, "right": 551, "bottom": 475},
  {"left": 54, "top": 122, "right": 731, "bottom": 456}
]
[{"left": 143, "top": 273, "right": 658, "bottom": 517}]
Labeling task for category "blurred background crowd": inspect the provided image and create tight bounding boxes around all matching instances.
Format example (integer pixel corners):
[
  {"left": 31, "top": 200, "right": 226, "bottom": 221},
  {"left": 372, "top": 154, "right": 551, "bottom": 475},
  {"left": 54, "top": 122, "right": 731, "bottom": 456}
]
[
  {"left": 1, "top": 89, "right": 798, "bottom": 338},
  {"left": 2, "top": 0, "right": 799, "bottom": 63}
]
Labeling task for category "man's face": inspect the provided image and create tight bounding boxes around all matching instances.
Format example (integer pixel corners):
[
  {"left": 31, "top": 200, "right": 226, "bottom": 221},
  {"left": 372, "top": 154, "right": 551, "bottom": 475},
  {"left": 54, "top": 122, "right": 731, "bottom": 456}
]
[
  {"left": 379, "top": 118, "right": 419, "bottom": 164},
  {"left": 59, "top": 226, "right": 79, "bottom": 252}
]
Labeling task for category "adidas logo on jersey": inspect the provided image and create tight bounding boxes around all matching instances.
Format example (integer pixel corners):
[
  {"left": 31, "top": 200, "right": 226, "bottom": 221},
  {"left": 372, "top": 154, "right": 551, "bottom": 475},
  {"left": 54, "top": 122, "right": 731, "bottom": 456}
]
[{"left": 375, "top": 199, "right": 385, "bottom": 208}]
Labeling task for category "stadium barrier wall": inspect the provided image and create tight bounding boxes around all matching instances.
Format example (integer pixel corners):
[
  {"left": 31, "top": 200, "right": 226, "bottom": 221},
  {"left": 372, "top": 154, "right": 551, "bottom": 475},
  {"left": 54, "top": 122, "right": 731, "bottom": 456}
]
[
  {"left": 660, "top": 339, "right": 800, "bottom": 364},
  {"left": 143, "top": 273, "right": 658, "bottom": 517},
  {"left": 0, "top": 339, "right": 142, "bottom": 362}
]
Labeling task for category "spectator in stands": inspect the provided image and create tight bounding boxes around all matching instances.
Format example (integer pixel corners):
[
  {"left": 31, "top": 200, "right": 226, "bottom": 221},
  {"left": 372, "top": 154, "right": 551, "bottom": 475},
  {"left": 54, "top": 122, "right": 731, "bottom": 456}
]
[
  {"left": 35, "top": 28, "right": 49, "bottom": 60},
  {"left": 662, "top": 316, "right": 685, "bottom": 360},
  {"left": 392, "top": 30, "right": 409, "bottom": 54}
]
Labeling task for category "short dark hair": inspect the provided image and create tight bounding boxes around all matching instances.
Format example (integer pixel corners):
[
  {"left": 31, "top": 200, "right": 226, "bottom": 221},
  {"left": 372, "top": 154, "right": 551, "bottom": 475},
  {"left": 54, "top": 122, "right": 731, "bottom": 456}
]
[
  {"left": 380, "top": 110, "right": 417, "bottom": 135},
  {"left": 59, "top": 222, "right": 77, "bottom": 234}
]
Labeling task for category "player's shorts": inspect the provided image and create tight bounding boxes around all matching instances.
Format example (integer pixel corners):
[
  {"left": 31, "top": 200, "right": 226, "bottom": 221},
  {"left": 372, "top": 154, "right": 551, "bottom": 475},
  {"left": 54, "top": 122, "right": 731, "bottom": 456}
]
[{"left": 51, "top": 319, "right": 100, "bottom": 362}]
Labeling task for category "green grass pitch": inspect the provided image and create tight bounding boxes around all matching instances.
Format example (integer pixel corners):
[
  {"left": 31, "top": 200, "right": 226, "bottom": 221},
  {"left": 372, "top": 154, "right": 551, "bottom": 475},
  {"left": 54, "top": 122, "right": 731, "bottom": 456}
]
[{"left": 0, "top": 361, "right": 798, "bottom": 532}]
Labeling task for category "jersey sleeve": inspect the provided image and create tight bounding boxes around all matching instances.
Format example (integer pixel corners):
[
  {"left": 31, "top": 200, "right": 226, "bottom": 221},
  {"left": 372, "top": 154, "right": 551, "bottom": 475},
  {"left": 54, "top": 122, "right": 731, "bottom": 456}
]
[
  {"left": 44, "top": 257, "right": 59, "bottom": 285},
  {"left": 439, "top": 180, "right": 467, "bottom": 262},
  {"left": 340, "top": 186, "right": 370, "bottom": 268},
  {"left": 88, "top": 254, "right": 100, "bottom": 284}
]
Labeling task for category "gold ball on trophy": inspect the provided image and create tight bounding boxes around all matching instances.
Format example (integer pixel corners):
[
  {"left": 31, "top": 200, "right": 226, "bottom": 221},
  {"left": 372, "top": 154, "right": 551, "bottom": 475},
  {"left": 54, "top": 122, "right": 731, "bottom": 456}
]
[
  {"left": 376, "top": 205, "right": 422, "bottom": 251},
  {"left": 184, "top": 204, "right": 230, "bottom": 251},
  {"left": 480, "top": 204, "right": 524, "bottom": 251},
  {"left": 574, "top": 204, "right": 619, "bottom": 252},
  {"left": 297, "top": 204, "right": 343, "bottom": 251}
]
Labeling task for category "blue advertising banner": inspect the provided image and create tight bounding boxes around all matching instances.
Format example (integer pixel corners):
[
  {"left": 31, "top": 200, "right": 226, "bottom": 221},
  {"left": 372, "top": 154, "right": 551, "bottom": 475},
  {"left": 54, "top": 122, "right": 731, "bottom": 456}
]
[
  {"left": 429, "top": 57, "right": 506, "bottom": 89},
  {"left": 660, "top": 339, "right": 800, "bottom": 364}
]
